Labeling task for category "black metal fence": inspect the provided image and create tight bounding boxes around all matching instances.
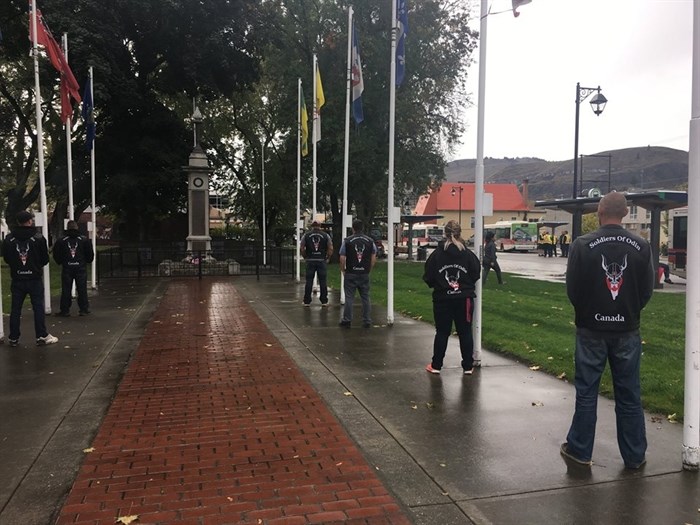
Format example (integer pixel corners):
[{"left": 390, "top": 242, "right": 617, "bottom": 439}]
[{"left": 96, "top": 240, "right": 296, "bottom": 280}]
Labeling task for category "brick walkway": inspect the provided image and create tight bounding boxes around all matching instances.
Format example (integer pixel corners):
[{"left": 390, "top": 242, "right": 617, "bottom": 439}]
[{"left": 55, "top": 280, "right": 411, "bottom": 525}]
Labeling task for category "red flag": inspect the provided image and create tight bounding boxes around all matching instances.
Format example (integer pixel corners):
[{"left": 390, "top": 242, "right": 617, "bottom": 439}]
[{"left": 29, "top": 8, "right": 81, "bottom": 122}]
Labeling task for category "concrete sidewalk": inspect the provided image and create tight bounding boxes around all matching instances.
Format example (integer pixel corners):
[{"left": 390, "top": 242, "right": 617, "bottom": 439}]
[
  {"left": 2, "top": 275, "right": 699, "bottom": 524},
  {"left": 237, "top": 276, "right": 700, "bottom": 525}
]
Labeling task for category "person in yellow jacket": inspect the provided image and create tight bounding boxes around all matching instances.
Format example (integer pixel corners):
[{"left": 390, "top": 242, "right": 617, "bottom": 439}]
[
  {"left": 542, "top": 232, "right": 552, "bottom": 257},
  {"left": 559, "top": 230, "right": 571, "bottom": 257}
]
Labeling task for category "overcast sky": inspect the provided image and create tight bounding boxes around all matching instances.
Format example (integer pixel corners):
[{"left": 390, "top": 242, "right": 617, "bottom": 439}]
[{"left": 452, "top": 0, "right": 694, "bottom": 162}]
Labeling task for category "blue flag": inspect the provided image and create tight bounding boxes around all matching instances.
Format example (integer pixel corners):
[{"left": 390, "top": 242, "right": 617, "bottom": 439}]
[
  {"left": 81, "top": 81, "right": 95, "bottom": 151},
  {"left": 396, "top": 0, "right": 408, "bottom": 86},
  {"left": 351, "top": 26, "right": 364, "bottom": 124}
]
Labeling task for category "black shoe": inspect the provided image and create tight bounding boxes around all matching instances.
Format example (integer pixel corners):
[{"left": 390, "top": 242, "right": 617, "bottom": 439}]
[
  {"left": 625, "top": 458, "right": 647, "bottom": 470},
  {"left": 339, "top": 320, "right": 351, "bottom": 328},
  {"left": 362, "top": 322, "right": 371, "bottom": 329},
  {"left": 8, "top": 339, "right": 18, "bottom": 347},
  {"left": 55, "top": 311, "right": 70, "bottom": 317},
  {"left": 79, "top": 310, "right": 91, "bottom": 316},
  {"left": 560, "top": 443, "right": 592, "bottom": 466},
  {"left": 664, "top": 279, "right": 673, "bottom": 284}
]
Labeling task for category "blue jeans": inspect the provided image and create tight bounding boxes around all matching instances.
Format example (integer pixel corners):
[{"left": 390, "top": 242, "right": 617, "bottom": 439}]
[
  {"left": 431, "top": 298, "right": 474, "bottom": 371},
  {"left": 565, "top": 329, "right": 647, "bottom": 466},
  {"left": 303, "top": 260, "right": 328, "bottom": 304},
  {"left": 342, "top": 273, "right": 371, "bottom": 324},
  {"left": 9, "top": 279, "right": 49, "bottom": 341}
]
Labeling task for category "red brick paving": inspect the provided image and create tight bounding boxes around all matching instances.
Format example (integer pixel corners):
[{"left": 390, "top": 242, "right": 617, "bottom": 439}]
[{"left": 55, "top": 279, "right": 411, "bottom": 525}]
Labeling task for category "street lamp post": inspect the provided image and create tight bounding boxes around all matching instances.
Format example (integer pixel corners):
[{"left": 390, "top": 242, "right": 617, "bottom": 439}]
[
  {"left": 572, "top": 82, "right": 607, "bottom": 238},
  {"left": 451, "top": 186, "right": 464, "bottom": 225}
]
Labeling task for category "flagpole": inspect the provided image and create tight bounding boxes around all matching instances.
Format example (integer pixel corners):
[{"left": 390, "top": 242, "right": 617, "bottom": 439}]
[
  {"left": 89, "top": 66, "right": 97, "bottom": 289},
  {"left": 62, "top": 34, "right": 75, "bottom": 222},
  {"left": 296, "top": 78, "right": 302, "bottom": 282},
  {"left": 340, "top": 7, "right": 354, "bottom": 305},
  {"left": 471, "top": 0, "right": 489, "bottom": 366},
  {"left": 312, "top": 54, "right": 318, "bottom": 220},
  {"left": 31, "top": 0, "right": 52, "bottom": 314},
  {"left": 683, "top": 0, "right": 700, "bottom": 471},
  {"left": 387, "top": 0, "right": 399, "bottom": 325},
  {"left": 261, "top": 142, "right": 267, "bottom": 266}
]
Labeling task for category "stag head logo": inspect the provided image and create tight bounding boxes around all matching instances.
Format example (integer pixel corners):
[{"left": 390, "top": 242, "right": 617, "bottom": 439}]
[
  {"left": 354, "top": 243, "right": 365, "bottom": 263},
  {"left": 601, "top": 254, "right": 627, "bottom": 301},
  {"left": 445, "top": 271, "right": 460, "bottom": 291},
  {"left": 68, "top": 241, "right": 78, "bottom": 259},
  {"left": 16, "top": 243, "right": 29, "bottom": 266},
  {"left": 312, "top": 237, "right": 320, "bottom": 251}
]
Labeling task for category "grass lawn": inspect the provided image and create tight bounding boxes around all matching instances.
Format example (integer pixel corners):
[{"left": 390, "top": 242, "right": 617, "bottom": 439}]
[{"left": 326, "top": 260, "right": 686, "bottom": 419}]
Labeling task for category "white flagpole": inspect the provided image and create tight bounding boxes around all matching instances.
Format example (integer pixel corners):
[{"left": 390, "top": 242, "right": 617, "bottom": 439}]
[
  {"left": 341, "top": 7, "right": 354, "bottom": 305},
  {"left": 682, "top": 0, "right": 700, "bottom": 471},
  {"left": 89, "top": 66, "right": 97, "bottom": 289},
  {"left": 31, "top": 0, "right": 52, "bottom": 314},
  {"left": 62, "top": 34, "right": 75, "bottom": 222},
  {"left": 387, "top": 0, "right": 398, "bottom": 325},
  {"left": 472, "top": 0, "right": 489, "bottom": 366},
  {"left": 261, "top": 143, "right": 267, "bottom": 266},
  {"left": 312, "top": 54, "right": 318, "bottom": 220},
  {"left": 296, "top": 78, "right": 302, "bottom": 282}
]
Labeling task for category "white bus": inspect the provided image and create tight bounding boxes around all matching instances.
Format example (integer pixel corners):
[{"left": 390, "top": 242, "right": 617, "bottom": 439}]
[
  {"left": 484, "top": 220, "right": 539, "bottom": 252},
  {"left": 402, "top": 223, "right": 443, "bottom": 247}
]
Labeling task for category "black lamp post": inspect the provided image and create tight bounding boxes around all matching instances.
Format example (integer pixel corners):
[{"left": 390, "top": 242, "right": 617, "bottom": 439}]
[
  {"left": 572, "top": 82, "right": 607, "bottom": 238},
  {"left": 451, "top": 186, "right": 463, "bottom": 225}
]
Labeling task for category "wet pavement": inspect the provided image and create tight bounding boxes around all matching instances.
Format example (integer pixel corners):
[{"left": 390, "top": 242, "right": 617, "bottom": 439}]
[{"left": 1, "top": 272, "right": 698, "bottom": 525}]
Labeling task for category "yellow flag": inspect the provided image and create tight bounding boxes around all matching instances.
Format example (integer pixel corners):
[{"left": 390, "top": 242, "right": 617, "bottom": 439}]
[
  {"left": 314, "top": 68, "right": 325, "bottom": 142},
  {"left": 300, "top": 86, "right": 309, "bottom": 157}
]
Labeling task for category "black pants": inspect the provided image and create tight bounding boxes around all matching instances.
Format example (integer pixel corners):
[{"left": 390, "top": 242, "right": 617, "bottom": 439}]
[
  {"left": 303, "top": 260, "right": 328, "bottom": 304},
  {"left": 482, "top": 262, "right": 503, "bottom": 284},
  {"left": 430, "top": 298, "right": 475, "bottom": 372},
  {"left": 60, "top": 267, "right": 89, "bottom": 313},
  {"left": 10, "top": 279, "right": 48, "bottom": 340}
]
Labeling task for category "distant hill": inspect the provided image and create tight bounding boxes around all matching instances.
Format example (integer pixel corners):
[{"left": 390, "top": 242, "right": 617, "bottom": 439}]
[{"left": 446, "top": 147, "right": 688, "bottom": 201}]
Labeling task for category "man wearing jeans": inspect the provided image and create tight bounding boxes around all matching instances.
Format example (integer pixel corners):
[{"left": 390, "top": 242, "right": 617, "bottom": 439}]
[
  {"left": 339, "top": 219, "right": 376, "bottom": 328},
  {"left": 2, "top": 210, "right": 58, "bottom": 347},
  {"left": 300, "top": 220, "right": 333, "bottom": 306},
  {"left": 561, "top": 192, "right": 654, "bottom": 469}
]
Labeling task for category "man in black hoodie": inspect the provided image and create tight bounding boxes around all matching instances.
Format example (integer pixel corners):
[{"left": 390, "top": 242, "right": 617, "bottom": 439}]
[
  {"left": 53, "top": 220, "right": 95, "bottom": 316},
  {"left": 2, "top": 210, "right": 58, "bottom": 347},
  {"left": 561, "top": 192, "right": 654, "bottom": 469}
]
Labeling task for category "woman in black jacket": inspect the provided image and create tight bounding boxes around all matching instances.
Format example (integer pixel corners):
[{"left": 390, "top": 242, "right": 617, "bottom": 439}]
[{"left": 422, "top": 221, "right": 481, "bottom": 375}]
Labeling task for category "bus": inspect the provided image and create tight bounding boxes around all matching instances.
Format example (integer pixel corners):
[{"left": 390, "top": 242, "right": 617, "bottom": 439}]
[
  {"left": 484, "top": 220, "right": 539, "bottom": 252},
  {"left": 668, "top": 207, "right": 687, "bottom": 269},
  {"left": 401, "top": 223, "right": 443, "bottom": 248}
]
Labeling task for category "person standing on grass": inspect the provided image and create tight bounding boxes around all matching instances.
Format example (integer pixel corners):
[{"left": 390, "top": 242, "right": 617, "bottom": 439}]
[
  {"left": 423, "top": 220, "right": 481, "bottom": 375},
  {"left": 1, "top": 210, "right": 58, "bottom": 347},
  {"left": 482, "top": 231, "right": 503, "bottom": 284},
  {"left": 53, "top": 220, "right": 95, "bottom": 316},
  {"left": 561, "top": 191, "right": 654, "bottom": 469},
  {"left": 339, "top": 219, "right": 377, "bottom": 328},
  {"left": 300, "top": 220, "right": 333, "bottom": 307}
]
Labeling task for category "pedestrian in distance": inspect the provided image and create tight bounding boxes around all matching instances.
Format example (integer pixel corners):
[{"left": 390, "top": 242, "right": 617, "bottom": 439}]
[
  {"left": 53, "top": 220, "right": 95, "bottom": 316},
  {"left": 550, "top": 231, "right": 558, "bottom": 257},
  {"left": 300, "top": 220, "right": 333, "bottom": 306},
  {"left": 658, "top": 262, "right": 673, "bottom": 284},
  {"left": 1, "top": 210, "right": 58, "bottom": 347},
  {"left": 339, "top": 219, "right": 377, "bottom": 328},
  {"left": 482, "top": 231, "right": 504, "bottom": 285},
  {"left": 559, "top": 230, "right": 571, "bottom": 258},
  {"left": 423, "top": 220, "right": 481, "bottom": 375},
  {"left": 561, "top": 191, "right": 655, "bottom": 469},
  {"left": 542, "top": 232, "right": 552, "bottom": 257}
]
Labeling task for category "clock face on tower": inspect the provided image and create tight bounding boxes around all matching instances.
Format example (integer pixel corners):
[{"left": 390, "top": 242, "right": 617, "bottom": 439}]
[{"left": 192, "top": 176, "right": 204, "bottom": 188}]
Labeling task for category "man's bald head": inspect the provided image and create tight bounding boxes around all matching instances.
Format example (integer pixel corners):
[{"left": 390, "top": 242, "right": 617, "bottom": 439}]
[{"left": 597, "top": 192, "right": 628, "bottom": 225}]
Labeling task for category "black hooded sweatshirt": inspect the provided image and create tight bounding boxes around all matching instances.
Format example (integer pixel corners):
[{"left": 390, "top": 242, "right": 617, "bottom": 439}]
[
  {"left": 53, "top": 228, "right": 95, "bottom": 269},
  {"left": 2, "top": 226, "right": 49, "bottom": 280},
  {"left": 423, "top": 240, "right": 481, "bottom": 301}
]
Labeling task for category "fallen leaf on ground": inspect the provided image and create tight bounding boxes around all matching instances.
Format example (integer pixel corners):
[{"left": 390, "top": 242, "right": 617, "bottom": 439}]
[
  {"left": 668, "top": 413, "right": 678, "bottom": 423},
  {"left": 557, "top": 372, "right": 567, "bottom": 380},
  {"left": 531, "top": 323, "right": 539, "bottom": 327},
  {"left": 116, "top": 516, "right": 139, "bottom": 525},
  {"left": 343, "top": 391, "right": 354, "bottom": 396},
  {"left": 265, "top": 343, "right": 273, "bottom": 347},
  {"left": 529, "top": 365, "right": 540, "bottom": 371},
  {"left": 532, "top": 401, "right": 544, "bottom": 407},
  {"left": 83, "top": 447, "right": 95, "bottom": 453}
]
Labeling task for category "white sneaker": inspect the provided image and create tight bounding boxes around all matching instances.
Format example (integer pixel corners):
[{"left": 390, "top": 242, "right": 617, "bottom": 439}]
[{"left": 36, "top": 334, "right": 59, "bottom": 346}]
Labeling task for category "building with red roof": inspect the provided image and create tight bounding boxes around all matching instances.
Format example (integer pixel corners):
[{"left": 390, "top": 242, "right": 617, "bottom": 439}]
[{"left": 416, "top": 182, "right": 545, "bottom": 238}]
